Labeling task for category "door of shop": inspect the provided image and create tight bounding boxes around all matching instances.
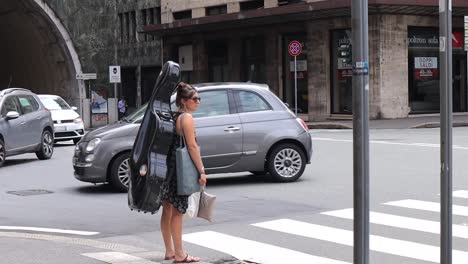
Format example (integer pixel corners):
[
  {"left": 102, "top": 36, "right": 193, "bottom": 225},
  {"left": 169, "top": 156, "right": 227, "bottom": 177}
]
[{"left": 453, "top": 54, "right": 467, "bottom": 112}]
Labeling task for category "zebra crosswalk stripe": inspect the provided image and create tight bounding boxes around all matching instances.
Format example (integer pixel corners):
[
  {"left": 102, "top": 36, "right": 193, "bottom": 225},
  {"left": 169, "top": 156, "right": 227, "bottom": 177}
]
[
  {"left": 322, "top": 208, "right": 468, "bottom": 239},
  {"left": 453, "top": 190, "right": 468, "bottom": 199},
  {"left": 253, "top": 219, "right": 468, "bottom": 263},
  {"left": 385, "top": 199, "right": 468, "bottom": 216},
  {"left": 183, "top": 231, "right": 350, "bottom": 264}
]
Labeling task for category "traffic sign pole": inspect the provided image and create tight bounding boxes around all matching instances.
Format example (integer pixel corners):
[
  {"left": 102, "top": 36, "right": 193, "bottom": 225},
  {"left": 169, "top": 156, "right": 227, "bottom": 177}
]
[
  {"left": 294, "top": 56, "right": 297, "bottom": 115},
  {"left": 288, "top": 40, "right": 302, "bottom": 116}
]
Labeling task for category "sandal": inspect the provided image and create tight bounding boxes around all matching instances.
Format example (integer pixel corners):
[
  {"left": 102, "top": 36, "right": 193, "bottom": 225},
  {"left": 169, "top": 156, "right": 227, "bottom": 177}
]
[
  {"left": 164, "top": 255, "right": 175, "bottom": 260},
  {"left": 173, "top": 253, "right": 201, "bottom": 263}
]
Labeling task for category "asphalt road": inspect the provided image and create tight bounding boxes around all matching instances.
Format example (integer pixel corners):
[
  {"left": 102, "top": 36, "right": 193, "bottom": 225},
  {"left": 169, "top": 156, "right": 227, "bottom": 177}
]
[{"left": 2, "top": 128, "right": 468, "bottom": 264}]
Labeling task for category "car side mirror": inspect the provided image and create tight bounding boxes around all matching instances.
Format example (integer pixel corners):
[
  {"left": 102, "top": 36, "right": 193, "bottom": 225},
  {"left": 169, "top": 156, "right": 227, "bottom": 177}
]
[
  {"left": 6, "top": 111, "right": 20, "bottom": 120},
  {"left": 71, "top": 106, "right": 78, "bottom": 111}
]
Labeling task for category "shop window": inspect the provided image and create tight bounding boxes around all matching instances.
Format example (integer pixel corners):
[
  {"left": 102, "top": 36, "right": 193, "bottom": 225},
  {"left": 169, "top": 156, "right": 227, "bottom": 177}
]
[
  {"left": 173, "top": 10, "right": 192, "bottom": 21},
  {"left": 408, "top": 27, "right": 467, "bottom": 113},
  {"left": 207, "top": 40, "right": 229, "bottom": 82},
  {"left": 331, "top": 29, "right": 352, "bottom": 114},
  {"left": 240, "top": 0, "right": 264, "bottom": 11},
  {"left": 206, "top": 5, "right": 227, "bottom": 16}
]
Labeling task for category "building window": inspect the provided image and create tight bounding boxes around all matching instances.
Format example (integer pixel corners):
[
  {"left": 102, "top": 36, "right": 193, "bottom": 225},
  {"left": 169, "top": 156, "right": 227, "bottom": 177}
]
[
  {"left": 173, "top": 10, "right": 192, "bottom": 21},
  {"left": 141, "top": 7, "right": 161, "bottom": 41},
  {"left": 118, "top": 13, "right": 124, "bottom": 44},
  {"left": 278, "top": 0, "right": 304, "bottom": 5},
  {"left": 331, "top": 29, "right": 352, "bottom": 114},
  {"left": 242, "top": 36, "right": 266, "bottom": 84},
  {"left": 130, "top": 11, "right": 136, "bottom": 43},
  {"left": 206, "top": 5, "right": 227, "bottom": 16},
  {"left": 125, "top": 12, "right": 130, "bottom": 43},
  {"left": 240, "top": 0, "right": 264, "bottom": 11}
]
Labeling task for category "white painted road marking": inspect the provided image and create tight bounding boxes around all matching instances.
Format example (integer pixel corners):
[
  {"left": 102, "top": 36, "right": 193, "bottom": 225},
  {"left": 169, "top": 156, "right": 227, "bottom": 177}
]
[
  {"left": 183, "top": 231, "right": 350, "bottom": 264},
  {"left": 313, "top": 137, "right": 468, "bottom": 149},
  {"left": 385, "top": 199, "right": 468, "bottom": 216},
  {"left": 253, "top": 219, "right": 468, "bottom": 263},
  {"left": 82, "top": 252, "right": 144, "bottom": 263},
  {"left": 0, "top": 226, "right": 99, "bottom": 236},
  {"left": 453, "top": 190, "right": 468, "bottom": 199},
  {"left": 322, "top": 208, "right": 468, "bottom": 239}
]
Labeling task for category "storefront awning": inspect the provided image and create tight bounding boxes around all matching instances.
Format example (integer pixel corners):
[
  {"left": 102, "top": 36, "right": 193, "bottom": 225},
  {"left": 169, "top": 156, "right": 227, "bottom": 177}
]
[{"left": 143, "top": 0, "right": 468, "bottom": 36}]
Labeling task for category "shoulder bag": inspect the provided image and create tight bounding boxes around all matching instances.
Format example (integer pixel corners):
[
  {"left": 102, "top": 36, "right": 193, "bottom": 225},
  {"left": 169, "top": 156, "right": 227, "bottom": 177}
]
[{"left": 176, "top": 113, "right": 201, "bottom": 195}]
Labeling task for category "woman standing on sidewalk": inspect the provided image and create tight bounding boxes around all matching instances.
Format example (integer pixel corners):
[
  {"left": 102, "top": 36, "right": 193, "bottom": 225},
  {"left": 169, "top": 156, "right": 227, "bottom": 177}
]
[{"left": 160, "top": 82, "right": 207, "bottom": 263}]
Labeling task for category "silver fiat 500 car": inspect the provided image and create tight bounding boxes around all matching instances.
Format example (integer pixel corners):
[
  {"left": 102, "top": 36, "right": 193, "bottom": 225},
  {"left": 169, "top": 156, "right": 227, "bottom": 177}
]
[{"left": 73, "top": 83, "right": 313, "bottom": 191}]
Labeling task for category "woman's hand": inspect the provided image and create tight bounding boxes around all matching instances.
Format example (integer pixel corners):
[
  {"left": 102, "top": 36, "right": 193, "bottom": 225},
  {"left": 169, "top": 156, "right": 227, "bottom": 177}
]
[{"left": 199, "top": 173, "right": 207, "bottom": 186}]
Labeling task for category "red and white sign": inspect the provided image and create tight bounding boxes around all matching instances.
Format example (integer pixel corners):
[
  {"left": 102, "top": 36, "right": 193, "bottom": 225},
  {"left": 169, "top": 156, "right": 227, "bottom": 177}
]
[
  {"left": 288, "top": 40, "right": 302, "bottom": 56},
  {"left": 415, "top": 69, "right": 438, "bottom": 79}
]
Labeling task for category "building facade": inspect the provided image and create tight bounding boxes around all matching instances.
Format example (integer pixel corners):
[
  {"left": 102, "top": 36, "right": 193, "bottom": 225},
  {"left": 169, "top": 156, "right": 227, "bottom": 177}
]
[{"left": 145, "top": 0, "right": 468, "bottom": 121}]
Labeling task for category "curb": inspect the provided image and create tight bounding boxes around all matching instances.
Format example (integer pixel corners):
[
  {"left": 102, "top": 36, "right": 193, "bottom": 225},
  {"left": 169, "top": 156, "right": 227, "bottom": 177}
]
[
  {"left": 411, "top": 122, "right": 468, "bottom": 129},
  {"left": 307, "top": 123, "right": 352, "bottom": 129}
]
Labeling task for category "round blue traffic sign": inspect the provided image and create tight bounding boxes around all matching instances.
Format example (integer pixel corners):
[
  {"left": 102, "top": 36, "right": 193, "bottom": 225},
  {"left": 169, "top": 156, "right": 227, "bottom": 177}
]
[{"left": 288, "top": 40, "right": 302, "bottom": 56}]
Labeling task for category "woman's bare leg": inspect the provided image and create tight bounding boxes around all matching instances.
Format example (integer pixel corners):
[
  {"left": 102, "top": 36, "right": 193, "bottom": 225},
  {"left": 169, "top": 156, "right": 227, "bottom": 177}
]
[
  {"left": 172, "top": 207, "right": 200, "bottom": 262},
  {"left": 161, "top": 201, "right": 175, "bottom": 259}
]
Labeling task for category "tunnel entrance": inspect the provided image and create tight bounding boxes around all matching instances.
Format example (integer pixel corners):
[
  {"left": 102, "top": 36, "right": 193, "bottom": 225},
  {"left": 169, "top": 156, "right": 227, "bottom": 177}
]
[{"left": 0, "top": 0, "right": 83, "bottom": 109}]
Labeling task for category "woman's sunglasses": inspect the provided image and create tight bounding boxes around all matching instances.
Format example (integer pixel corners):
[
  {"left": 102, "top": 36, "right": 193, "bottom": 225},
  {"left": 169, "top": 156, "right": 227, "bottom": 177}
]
[{"left": 190, "top": 97, "right": 201, "bottom": 102}]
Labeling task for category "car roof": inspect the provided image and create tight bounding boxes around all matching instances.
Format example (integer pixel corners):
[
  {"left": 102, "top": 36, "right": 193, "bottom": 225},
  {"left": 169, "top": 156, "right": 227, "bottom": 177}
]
[
  {"left": 193, "top": 82, "right": 269, "bottom": 91},
  {"left": 0, "top": 88, "right": 32, "bottom": 96}
]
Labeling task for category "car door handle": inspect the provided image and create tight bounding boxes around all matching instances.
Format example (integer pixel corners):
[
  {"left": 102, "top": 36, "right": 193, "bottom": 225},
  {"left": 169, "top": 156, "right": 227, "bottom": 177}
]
[{"left": 224, "top": 126, "right": 240, "bottom": 132}]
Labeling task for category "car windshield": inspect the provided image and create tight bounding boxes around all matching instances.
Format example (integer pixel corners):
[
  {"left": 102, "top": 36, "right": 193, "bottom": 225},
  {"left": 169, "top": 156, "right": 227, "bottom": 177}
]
[
  {"left": 40, "top": 96, "right": 71, "bottom": 110},
  {"left": 122, "top": 102, "right": 148, "bottom": 123}
]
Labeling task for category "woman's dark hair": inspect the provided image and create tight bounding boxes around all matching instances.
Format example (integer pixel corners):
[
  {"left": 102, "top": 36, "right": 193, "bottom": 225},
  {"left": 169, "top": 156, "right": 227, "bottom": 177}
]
[{"left": 175, "top": 82, "right": 197, "bottom": 107}]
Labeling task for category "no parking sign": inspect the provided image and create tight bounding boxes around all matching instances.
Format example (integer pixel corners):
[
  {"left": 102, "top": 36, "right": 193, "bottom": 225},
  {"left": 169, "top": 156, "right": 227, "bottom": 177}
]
[{"left": 288, "top": 40, "right": 302, "bottom": 115}]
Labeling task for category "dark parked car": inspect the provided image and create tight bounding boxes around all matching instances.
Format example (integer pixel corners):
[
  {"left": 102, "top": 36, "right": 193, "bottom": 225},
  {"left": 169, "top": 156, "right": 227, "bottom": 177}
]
[
  {"left": 73, "top": 82, "right": 313, "bottom": 191},
  {"left": 0, "top": 88, "right": 55, "bottom": 167}
]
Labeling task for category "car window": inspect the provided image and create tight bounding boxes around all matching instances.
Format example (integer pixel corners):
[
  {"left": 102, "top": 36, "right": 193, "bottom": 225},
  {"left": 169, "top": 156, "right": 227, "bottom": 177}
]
[
  {"left": 18, "top": 95, "right": 37, "bottom": 114},
  {"left": 123, "top": 102, "right": 148, "bottom": 123},
  {"left": 192, "top": 90, "right": 230, "bottom": 118},
  {"left": 39, "top": 96, "right": 70, "bottom": 110},
  {"left": 236, "top": 91, "right": 271, "bottom": 113},
  {"left": 1, "top": 96, "right": 20, "bottom": 116}
]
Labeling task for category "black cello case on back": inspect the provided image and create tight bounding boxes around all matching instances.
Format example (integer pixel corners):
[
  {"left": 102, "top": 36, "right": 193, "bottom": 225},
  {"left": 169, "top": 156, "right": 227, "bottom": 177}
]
[{"left": 128, "top": 61, "right": 181, "bottom": 214}]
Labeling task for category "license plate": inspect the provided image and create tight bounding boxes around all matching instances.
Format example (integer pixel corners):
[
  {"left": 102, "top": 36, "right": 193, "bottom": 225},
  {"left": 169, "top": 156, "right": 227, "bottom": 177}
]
[{"left": 55, "top": 126, "right": 66, "bottom": 132}]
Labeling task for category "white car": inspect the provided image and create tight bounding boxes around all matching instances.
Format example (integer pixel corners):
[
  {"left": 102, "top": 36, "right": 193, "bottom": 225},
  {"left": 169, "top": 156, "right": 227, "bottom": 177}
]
[{"left": 38, "top": 94, "right": 85, "bottom": 144}]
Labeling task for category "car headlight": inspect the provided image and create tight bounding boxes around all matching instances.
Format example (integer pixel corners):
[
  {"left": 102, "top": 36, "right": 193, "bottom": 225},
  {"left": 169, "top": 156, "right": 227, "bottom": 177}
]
[
  {"left": 73, "top": 117, "right": 83, "bottom": 124},
  {"left": 86, "top": 138, "right": 101, "bottom": 152}
]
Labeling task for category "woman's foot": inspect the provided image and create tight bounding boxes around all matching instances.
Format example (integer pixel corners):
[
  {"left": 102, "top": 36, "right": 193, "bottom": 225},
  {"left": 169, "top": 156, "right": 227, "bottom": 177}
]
[
  {"left": 173, "top": 253, "right": 201, "bottom": 263},
  {"left": 164, "top": 250, "right": 175, "bottom": 260}
]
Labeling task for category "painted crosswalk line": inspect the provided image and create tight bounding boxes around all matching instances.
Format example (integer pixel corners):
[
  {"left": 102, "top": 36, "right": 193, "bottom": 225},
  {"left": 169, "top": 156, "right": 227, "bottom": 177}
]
[
  {"left": 253, "top": 219, "right": 468, "bottom": 263},
  {"left": 183, "top": 231, "right": 350, "bottom": 264},
  {"left": 385, "top": 199, "right": 468, "bottom": 216},
  {"left": 453, "top": 190, "right": 468, "bottom": 199},
  {"left": 82, "top": 252, "right": 146, "bottom": 263},
  {"left": 0, "top": 226, "right": 98, "bottom": 236},
  {"left": 322, "top": 208, "right": 468, "bottom": 239}
]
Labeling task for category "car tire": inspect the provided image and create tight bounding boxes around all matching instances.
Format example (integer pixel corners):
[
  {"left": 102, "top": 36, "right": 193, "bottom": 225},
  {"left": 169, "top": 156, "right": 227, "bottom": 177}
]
[
  {"left": 0, "top": 139, "right": 5, "bottom": 167},
  {"left": 73, "top": 138, "right": 80, "bottom": 145},
  {"left": 35, "top": 130, "right": 54, "bottom": 160},
  {"left": 267, "top": 143, "right": 306, "bottom": 182},
  {"left": 109, "top": 153, "right": 130, "bottom": 192}
]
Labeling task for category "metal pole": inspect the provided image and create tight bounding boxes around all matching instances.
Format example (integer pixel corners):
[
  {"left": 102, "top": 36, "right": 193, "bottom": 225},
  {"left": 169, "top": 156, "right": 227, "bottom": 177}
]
[
  {"left": 352, "top": 0, "right": 369, "bottom": 263},
  {"left": 439, "top": 0, "right": 453, "bottom": 263},
  {"left": 294, "top": 55, "right": 298, "bottom": 115}
]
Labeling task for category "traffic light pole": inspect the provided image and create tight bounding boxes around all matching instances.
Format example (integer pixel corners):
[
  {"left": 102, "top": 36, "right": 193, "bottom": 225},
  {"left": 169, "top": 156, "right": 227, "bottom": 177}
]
[
  {"left": 439, "top": 1, "right": 453, "bottom": 263},
  {"left": 352, "top": 0, "right": 370, "bottom": 264}
]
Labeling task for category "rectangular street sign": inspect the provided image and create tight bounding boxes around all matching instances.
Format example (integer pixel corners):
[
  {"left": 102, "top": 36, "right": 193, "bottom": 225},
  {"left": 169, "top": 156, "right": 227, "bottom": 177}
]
[
  {"left": 109, "top": 66, "right": 121, "bottom": 83},
  {"left": 76, "top": 73, "right": 97, "bottom": 80}
]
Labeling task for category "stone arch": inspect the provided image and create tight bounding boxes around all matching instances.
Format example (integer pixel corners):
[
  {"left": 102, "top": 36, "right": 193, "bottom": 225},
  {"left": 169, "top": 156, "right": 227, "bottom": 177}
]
[{"left": 0, "top": 0, "right": 84, "bottom": 111}]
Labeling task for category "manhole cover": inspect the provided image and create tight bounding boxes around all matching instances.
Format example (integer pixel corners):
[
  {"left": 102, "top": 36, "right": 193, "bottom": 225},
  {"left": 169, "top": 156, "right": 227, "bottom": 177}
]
[{"left": 7, "top": 189, "right": 54, "bottom": 196}]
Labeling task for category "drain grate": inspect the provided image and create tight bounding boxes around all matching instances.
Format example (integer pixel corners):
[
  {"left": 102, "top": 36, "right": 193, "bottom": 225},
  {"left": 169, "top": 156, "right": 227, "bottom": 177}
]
[{"left": 7, "top": 189, "right": 54, "bottom": 196}]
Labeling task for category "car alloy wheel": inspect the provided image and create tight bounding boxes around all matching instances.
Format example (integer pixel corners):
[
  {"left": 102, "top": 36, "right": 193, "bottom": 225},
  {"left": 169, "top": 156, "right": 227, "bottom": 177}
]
[
  {"left": 0, "top": 139, "right": 5, "bottom": 167},
  {"left": 267, "top": 143, "right": 306, "bottom": 182},
  {"left": 118, "top": 158, "right": 130, "bottom": 188},
  {"left": 110, "top": 152, "right": 131, "bottom": 192},
  {"left": 36, "top": 130, "right": 54, "bottom": 160}
]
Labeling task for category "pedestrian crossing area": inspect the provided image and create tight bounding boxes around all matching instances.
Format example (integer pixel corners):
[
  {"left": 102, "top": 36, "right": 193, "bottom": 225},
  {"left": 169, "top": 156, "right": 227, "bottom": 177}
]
[{"left": 180, "top": 191, "right": 468, "bottom": 264}]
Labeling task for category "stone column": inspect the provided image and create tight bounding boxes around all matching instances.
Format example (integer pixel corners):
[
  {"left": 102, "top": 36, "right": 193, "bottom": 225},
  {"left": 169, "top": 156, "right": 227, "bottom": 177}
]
[
  {"left": 265, "top": 31, "right": 279, "bottom": 95},
  {"left": 193, "top": 34, "right": 209, "bottom": 82}
]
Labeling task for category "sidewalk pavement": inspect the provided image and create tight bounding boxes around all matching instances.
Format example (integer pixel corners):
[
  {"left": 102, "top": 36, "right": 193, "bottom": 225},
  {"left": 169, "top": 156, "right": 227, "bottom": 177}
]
[{"left": 306, "top": 114, "right": 468, "bottom": 129}]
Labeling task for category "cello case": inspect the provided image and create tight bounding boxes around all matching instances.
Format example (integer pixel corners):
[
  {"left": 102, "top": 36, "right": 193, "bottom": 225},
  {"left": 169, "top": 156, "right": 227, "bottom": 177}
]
[{"left": 128, "top": 61, "right": 181, "bottom": 214}]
